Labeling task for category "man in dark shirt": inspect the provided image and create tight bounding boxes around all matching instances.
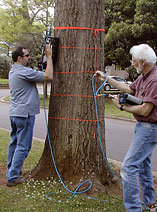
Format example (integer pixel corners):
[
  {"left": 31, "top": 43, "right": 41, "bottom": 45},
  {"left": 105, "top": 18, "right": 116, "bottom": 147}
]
[{"left": 95, "top": 44, "right": 157, "bottom": 212}]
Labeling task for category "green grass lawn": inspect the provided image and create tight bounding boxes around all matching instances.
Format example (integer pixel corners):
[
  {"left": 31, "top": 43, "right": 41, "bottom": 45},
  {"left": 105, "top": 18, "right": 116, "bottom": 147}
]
[
  {"left": 0, "top": 79, "right": 9, "bottom": 84},
  {"left": 105, "top": 98, "right": 134, "bottom": 120},
  {"left": 0, "top": 129, "right": 125, "bottom": 212}
]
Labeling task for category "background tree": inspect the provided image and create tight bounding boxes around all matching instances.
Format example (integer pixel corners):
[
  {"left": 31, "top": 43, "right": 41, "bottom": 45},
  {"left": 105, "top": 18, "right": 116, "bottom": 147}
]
[
  {"left": 104, "top": 0, "right": 136, "bottom": 68},
  {"left": 0, "top": 55, "right": 11, "bottom": 79},
  {"left": 0, "top": 0, "right": 54, "bottom": 96},
  {"left": 0, "top": 0, "right": 54, "bottom": 65},
  {"left": 104, "top": 0, "right": 157, "bottom": 80},
  {"left": 32, "top": 0, "right": 114, "bottom": 192},
  {"left": 132, "top": 0, "right": 157, "bottom": 50}
]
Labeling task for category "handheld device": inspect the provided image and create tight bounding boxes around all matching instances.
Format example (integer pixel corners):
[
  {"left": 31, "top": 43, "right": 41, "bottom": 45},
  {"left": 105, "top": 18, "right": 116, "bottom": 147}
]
[
  {"left": 40, "top": 24, "right": 60, "bottom": 69},
  {"left": 119, "top": 93, "right": 143, "bottom": 105},
  {"left": 41, "top": 36, "right": 60, "bottom": 69}
]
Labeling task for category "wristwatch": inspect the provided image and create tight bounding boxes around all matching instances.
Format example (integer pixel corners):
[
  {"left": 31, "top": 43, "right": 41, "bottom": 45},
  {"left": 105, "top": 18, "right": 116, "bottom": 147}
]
[{"left": 120, "top": 105, "right": 124, "bottom": 111}]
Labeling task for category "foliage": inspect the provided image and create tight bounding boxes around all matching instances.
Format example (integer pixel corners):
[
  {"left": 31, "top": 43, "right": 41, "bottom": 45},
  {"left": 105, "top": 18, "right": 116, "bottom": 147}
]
[
  {"left": 104, "top": 21, "right": 134, "bottom": 68},
  {"left": 133, "top": 0, "right": 157, "bottom": 50},
  {"left": 0, "top": 55, "right": 11, "bottom": 79},
  {"left": 0, "top": 0, "right": 54, "bottom": 67},
  {"left": 104, "top": 0, "right": 157, "bottom": 73},
  {"left": 105, "top": 0, "right": 135, "bottom": 31}
]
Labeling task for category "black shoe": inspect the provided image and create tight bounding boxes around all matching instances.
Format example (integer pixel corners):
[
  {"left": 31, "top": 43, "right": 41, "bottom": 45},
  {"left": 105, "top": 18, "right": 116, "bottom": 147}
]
[{"left": 7, "top": 176, "right": 26, "bottom": 187}]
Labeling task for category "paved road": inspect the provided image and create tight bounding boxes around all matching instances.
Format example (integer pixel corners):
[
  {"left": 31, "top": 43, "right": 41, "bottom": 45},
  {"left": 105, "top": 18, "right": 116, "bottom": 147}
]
[
  {"left": 0, "top": 88, "right": 48, "bottom": 140},
  {"left": 0, "top": 88, "right": 157, "bottom": 171}
]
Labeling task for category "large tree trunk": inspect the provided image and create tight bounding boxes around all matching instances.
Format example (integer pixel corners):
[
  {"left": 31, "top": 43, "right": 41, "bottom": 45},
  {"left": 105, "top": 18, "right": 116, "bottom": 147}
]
[{"left": 32, "top": 0, "right": 113, "bottom": 190}]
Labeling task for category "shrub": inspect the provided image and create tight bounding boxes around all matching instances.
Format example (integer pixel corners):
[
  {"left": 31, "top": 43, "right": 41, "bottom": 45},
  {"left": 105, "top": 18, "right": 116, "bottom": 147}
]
[{"left": 0, "top": 55, "right": 11, "bottom": 79}]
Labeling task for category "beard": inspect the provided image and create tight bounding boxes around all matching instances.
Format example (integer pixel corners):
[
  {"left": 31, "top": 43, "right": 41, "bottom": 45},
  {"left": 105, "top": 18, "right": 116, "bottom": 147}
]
[{"left": 136, "top": 64, "right": 143, "bottom": 74}]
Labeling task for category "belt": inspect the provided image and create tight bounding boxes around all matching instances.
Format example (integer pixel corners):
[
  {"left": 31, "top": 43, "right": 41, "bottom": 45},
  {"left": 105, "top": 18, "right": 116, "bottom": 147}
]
[{"left": 138, "top": 121, "right": 157, "bottom": 124}]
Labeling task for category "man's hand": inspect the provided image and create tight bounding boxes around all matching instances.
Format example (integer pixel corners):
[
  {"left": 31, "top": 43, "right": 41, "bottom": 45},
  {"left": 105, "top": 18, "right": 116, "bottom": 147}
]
[
  {"left": 44, "top": 44, "right": 53, "bottom": 81},
  {"left": 112, "top": 96, "right": 121, "bottom": 110},
  {"left": 94, "top": 70, "right": 106, "bottom": 81},
  {"left": 45, "top": 44, "right": 52, "bottom": 58}
]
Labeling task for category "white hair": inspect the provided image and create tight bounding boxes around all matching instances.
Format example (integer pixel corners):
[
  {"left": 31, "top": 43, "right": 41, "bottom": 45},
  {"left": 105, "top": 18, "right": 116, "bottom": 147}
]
[{"left": 130, "top": 44, "right": 157, "bottom": 66}]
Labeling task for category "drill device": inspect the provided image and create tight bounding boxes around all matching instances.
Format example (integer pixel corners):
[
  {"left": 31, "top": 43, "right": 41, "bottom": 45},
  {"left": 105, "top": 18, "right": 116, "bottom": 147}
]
[
  {"left": 119, "top": 93, "right": 143, "bottom": 105},
  {"left": 41, "top": 24, "right": 59, "bottom": 69}
]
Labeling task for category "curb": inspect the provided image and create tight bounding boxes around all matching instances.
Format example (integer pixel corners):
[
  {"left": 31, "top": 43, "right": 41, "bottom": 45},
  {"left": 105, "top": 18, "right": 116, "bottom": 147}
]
[
  {"left": 0, "top": 127, "right": 45, "bottom": 143},
  {"left": 108, "top": 158, "right": 157, "bottom": 179},
  {"left": 105, "top": 115, "right": 136, "bottom": 123},
  {"left": 0, "top": 84, "right": 9, "bottom": 89},
  {"left": 0, "top": 96, "right": 9, "bottom": 103}
]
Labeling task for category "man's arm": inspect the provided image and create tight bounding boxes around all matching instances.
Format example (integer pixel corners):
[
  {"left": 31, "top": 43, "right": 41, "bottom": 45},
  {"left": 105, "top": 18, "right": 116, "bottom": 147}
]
[
  {"left": 95, "top": 70, "right": 134, "bottom": 94},
  {"left": 112, "top": 98, "right": 154, "bottom": 117},
  {"left": 43, "top": 44, "right": 53, "bottom": 81}
]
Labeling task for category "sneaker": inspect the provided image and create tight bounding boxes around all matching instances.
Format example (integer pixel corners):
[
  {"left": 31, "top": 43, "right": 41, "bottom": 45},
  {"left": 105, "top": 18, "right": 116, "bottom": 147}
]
[
  {"left": 142, "top": 202, "right": 157, "bottom": 212},
  {"left": 148, "top": 202, "right": 157, "bottom": 212},
  {"left": 7, "top": 176, "right": 26, "bottom": 187}
]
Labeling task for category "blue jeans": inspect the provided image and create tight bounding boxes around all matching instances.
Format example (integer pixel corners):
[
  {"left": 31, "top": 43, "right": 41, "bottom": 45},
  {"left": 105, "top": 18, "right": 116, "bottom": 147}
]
[
  {"left": 121, "top": 122, "right": 157, "bottom": 212},
  {"left": 7, "top": 116, "right": 35, "bottom": 182}
]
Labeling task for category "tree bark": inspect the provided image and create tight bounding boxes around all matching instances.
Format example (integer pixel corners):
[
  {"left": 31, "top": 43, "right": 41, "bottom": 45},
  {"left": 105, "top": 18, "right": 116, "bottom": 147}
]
[{"left": 32, "top": 0, "right": 113, "bottom": 189}]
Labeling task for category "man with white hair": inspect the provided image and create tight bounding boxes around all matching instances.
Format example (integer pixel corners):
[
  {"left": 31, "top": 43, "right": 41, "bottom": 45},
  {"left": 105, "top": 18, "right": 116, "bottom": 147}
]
[{"left": 95, "top": 44, "right": 157, "bottom": 212}]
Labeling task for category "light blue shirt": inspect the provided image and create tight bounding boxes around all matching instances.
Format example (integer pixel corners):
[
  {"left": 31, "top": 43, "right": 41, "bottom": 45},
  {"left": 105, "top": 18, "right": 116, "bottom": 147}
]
[{"left": 9, "top": 64, "right": 44, "bottom": 117}]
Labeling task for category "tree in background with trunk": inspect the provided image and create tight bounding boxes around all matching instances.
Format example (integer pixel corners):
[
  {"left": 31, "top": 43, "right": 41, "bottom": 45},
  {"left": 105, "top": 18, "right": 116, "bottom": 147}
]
[
  {"left": 104, "top": 0, "right": 157, "bottom": 80},
  {"left": 0, "top": 0, "right": 54, "bottom": 95},
  {"left": 0, "top": 0, "right": 54, "bottom": 62}
]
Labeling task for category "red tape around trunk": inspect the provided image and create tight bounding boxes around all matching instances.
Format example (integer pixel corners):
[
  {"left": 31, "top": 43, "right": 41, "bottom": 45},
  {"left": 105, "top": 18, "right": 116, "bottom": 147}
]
[{"left": 54, "top": 26, "right": 105, "bottom": 37}]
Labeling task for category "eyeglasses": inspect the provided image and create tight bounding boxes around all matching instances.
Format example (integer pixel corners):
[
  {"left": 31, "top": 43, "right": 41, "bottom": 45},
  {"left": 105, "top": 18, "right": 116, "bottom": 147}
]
[{"left": 23, "top": 54, "right": 30, "bottom": 57}]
